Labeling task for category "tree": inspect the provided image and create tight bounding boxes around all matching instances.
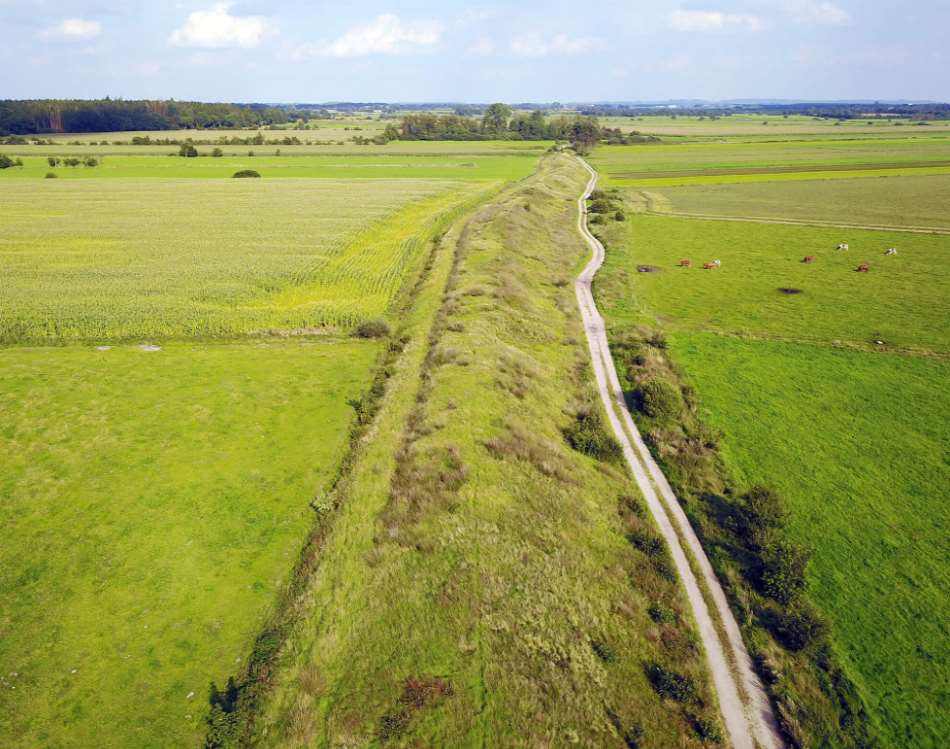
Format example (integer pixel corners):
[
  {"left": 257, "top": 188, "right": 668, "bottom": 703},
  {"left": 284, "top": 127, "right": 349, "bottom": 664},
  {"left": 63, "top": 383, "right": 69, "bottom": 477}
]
[
  {"left": 758, "top": 540, "right": 811, "bottom": 604},
  {"left": 47, "top": 156, "right": 61, "bottom": 167},
  {"left": 179, "top": 143, "right": 198, "bottom": 158},
  {"left": 211, "top": 147, "right": 223, "bottom": 157},
  {"left": 482, "top": 103, "right": 513, "bottom": 135},
  {"left": 0, "top": 154, "right": 14, "bottom": 169},
  {"left": 570, "top": 117, "right": 601, "bottom": 155}
]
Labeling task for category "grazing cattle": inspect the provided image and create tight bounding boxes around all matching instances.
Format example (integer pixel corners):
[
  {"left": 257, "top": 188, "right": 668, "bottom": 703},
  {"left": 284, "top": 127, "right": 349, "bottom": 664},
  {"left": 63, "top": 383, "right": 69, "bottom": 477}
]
[
  {"left": 802, "top": 256, "right": 816, "bottom": 264},
  {"left": 703, "top": 261, "right": 719, "bottom": 270},
  {"left": 837, "top": 243, "right": 850, "bottom": 251},
  {"left": 678, "top": 259, "right": 691, "bottom": 268},
  {"left": 885, "top": 248, "right": 898, "bottom": 256},
  {"left": 856, "top": 263, "right": 870, "bottom": 273}
]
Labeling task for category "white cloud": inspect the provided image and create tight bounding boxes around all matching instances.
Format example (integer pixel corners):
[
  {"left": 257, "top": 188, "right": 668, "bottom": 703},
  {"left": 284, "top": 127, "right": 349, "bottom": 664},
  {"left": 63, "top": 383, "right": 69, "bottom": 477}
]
[
  {"left": 510, "top": 33, "right": 602, "bottom": 57},
  {"left": 784, "top": 1, "right": 851, "bottom": 26},
  {"left": 637, "top": 54, "right": 691, "bottom": 74},
  {"left": 466, "top": 37, "right": 496, "bottom": 56},
  {"left": 169, "top": 3, "right": 273, "bottom": 49},
  {"left": 312, "top": 14, "right": 442, "bottom": 58},
  {"left": 669, "top": 10, "right": 765, "bottom": 33},
  {"left": 39, "top": 18, "right": 102, "bottom": 40}
]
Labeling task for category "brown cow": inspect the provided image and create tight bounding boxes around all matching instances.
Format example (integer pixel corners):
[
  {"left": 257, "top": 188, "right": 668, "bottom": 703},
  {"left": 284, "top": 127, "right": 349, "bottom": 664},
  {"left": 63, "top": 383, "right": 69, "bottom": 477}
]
[
  {"left": 678, "top": 259, "right": 691, "bottom": 268},
  {"left": 856, "top": 263, "right": 870, "bottom": 273},
  {"left": 703, "top": 262, "right": 718, "bottom": 270},
  {"left": 802, "top": 256, "right": 816, "bottom": 264}
]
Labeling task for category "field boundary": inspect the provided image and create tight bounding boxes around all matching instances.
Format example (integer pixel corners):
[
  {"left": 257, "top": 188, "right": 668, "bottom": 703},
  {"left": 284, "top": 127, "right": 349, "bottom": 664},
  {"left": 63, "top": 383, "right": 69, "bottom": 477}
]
[
  {"left": 575, "top": 156, "right": 785, "bottom": 749},
  {"left": 639, "top": 204, "right": 950, "bottom": 235}
]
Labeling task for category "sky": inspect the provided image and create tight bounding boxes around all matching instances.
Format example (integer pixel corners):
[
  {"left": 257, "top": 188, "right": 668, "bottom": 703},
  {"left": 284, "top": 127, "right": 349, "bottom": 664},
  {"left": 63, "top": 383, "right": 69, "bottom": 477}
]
[{"left": 2, "top": 1, "right": 948, "bottom": 103}]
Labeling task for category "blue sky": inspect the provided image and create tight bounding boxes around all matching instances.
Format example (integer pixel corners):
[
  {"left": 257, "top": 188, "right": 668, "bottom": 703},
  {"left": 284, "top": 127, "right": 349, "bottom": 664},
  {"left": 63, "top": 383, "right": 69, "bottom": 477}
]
[{"left": 2, "top": 1, "right": 948, "bottom": 102}]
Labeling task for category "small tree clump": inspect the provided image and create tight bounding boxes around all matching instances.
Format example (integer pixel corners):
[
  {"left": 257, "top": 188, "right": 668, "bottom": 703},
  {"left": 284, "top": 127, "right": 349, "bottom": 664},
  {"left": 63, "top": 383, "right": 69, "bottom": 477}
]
[
  {"left": 212, "top": 147, "right": 224, "bottom": 157},
  {"left": 635, "top": 378, "right": 683, "bottom": 422},
  {"left": 758, "top": 540, "right": 811, "bottom": 604},
  {"left": 772, "top": 600, "right": 829, "bottom": 651},
  {"left": 83, "top": 157, "right": 98, "bottom": 167},
  {"left": 47, "top": 156, "right": 61, "bottom": 167},
  {"left": 563, "top": 403, "right": 622, "bottom": 463},
  {"left": 232, "top": 169, "right": 261, "bottom": 179},
  {"left": 614, "top": 210, "right": 626, "bottom": 221},
  {"left": 354, "top": 319, "right": 391, "bottom": 339},
  {"left": 0, "top": 154, "right": 15, "bottom": 169},
  {"left": 179, "top": 144, "right": 198, "bottom": 158},
  {"left": 588, "top": 198, "right": 613, "bottom": 214},
  {"left": 738, "top": 485, "right": 787, "bottom": 547}
]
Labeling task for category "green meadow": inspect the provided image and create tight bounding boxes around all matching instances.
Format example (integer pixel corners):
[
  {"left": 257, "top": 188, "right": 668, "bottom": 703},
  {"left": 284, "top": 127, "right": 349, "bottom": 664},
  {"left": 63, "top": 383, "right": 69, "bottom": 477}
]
[
  {"left": 592, "top": 137, "right": 950, "bottom": 747},
  {"left": 0, "top": 143, "right": 533, "bottom": 746}
]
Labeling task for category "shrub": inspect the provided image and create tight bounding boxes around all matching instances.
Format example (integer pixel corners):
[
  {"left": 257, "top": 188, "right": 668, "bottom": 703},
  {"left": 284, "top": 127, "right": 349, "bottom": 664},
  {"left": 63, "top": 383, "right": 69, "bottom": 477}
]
[
  {"left": 758, "top": 540, "right": 811, "bottom": 604},
  {"left": 635, "top": 378, "right": 683, "bottom": 422},
  {"left": 64, "top": 157, "right": 81, "bottom": 167},
  {"left": 563, "top": 403, "right": 622, "bottom": 463},
  {"left": 647, "top": 665, "right": 696, "bottom": 703},
  {"left": 614, "top": 210, "right": 626, "bottom": 221},
  {"left": 589, "top": 189, "right": 607, "bottom": 201},
  {"left": 649, "top": 605, "right": 676, "bottom": 624},
  {"left": 692, "top": 716, "right": 724, "bottom": 743},
  {"left": 232, "top": 169, "right": 261, "bottom": 179},
  {"left": 212, "top": 147, "right": 223, "bottom": 157},
  {"left": 738, "top": 485, "right": 787, "bottom": 547},
  {"left": 47, "top": 156, "right": 61, "bottom": 167},
  {"left": 589, "top": 198, "right": 612, "bottom": 214},
  {"left": 589, "top": 214, "right": 606, "bottom": 225},
  {"left": 83, "top": 157, "right": 98, "bottom": 167},
  {"left": 354, "top": 319, "right": 391, "bottom": 339},
  {"left": 179, "top": 144, "right": 198, "bottom": 158},
  {"left": 45, "top": 172, "right": 58, "bottom": 179},
  {"left": 0, "top": 154, "right": 14, "bottom": 169},
  {"left": 773, "top": 600, "right": 828, "bottom": 651}
]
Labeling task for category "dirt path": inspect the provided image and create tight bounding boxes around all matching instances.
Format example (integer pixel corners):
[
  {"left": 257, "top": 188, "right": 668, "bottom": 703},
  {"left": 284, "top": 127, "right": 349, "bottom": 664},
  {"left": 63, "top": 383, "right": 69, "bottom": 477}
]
[{"left": 574, "top": 157, "right": 785, "bottom": 749}]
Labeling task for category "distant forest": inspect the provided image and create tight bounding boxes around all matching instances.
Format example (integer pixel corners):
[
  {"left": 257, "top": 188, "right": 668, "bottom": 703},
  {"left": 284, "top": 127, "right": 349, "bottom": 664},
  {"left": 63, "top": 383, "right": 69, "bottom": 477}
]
[
  {"left": 0, "top": 100, "right": 293, "bottom": 135},
  {"left": 579, "top": 102, "right": 950, "bottom": 120}
]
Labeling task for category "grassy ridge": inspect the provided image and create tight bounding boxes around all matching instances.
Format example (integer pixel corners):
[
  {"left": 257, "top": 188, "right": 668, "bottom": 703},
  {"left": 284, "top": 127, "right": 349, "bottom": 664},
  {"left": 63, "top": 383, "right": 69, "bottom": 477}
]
[
  {"left": 0, "top": 341, "right": 378, "bottom": 748},
  {"left": 236, "top": 153, "right": 721, "bottom": 748}
]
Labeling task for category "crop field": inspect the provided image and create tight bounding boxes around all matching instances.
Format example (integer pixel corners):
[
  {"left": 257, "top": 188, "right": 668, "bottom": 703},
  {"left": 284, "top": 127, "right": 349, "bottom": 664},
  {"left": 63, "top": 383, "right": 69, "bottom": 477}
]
[
  {"left": 592, "top": 135, "right": 950, "bottom": 747},
  {"left": 0, "top": 144, "right": 527, "bottom": 747},
  {"left": 0, "top": 178, "right": 495, "bottom": 342}
]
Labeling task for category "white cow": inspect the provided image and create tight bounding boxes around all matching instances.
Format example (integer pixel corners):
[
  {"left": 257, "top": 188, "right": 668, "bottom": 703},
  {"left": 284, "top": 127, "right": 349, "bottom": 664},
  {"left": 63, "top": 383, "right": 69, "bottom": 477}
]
[
  {"left": 837, "top": 243, "right": 850, "bottom": 251},
  {"left": 885, "top": 248, "right": 898, "bottom": 256}
]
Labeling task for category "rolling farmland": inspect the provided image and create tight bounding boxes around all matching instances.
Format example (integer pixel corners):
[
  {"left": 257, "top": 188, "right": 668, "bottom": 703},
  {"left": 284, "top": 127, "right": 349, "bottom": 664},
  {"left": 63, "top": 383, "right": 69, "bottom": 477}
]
[{"left": 590, "top": 131, "right": 950, "bottom": 748}]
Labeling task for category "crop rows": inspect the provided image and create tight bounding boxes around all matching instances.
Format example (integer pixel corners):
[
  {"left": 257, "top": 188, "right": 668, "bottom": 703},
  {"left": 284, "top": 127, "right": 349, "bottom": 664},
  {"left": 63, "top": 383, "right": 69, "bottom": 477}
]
[{"left": 0, "top": 179, "right": 490, "bottom": 342}]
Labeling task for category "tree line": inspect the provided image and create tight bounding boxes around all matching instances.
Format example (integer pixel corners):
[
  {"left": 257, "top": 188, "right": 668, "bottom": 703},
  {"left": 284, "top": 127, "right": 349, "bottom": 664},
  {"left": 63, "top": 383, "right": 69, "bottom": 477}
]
[
  {"left": 0, "top": 99, "right": 293, "bottom": 135},
  {"left": 385, "top": 104, "right": 603, "bottom": 151}
]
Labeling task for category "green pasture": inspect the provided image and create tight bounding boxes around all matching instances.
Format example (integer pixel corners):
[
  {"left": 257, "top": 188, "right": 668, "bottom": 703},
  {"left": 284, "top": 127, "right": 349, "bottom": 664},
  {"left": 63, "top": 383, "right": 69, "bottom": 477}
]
[
  {"left": 670, "top": 334, "right": 949, "bottom": 748},
  {"left": 599, "top": 113, "right": 950, "bottom": 138},
  {"left": 0, "top": 151, "right": 541, "bottom": 180},
  {"left": 594, "top": 144, "right": 950, "bottom": 747},
  {"left": 596, "top": 213, "right": 949, "bottom": 351},
  {"left": 590, "top": 135, "right": 950, "bottom": 186},
  {"left": 0, "top": 178, "right": 493, "bottom": 342},
  {"left": 637, "top": 173, "right": 950, "bottom": 229},
  {"left": 0, "top": 341, "right": 378, "bottom": 748}
]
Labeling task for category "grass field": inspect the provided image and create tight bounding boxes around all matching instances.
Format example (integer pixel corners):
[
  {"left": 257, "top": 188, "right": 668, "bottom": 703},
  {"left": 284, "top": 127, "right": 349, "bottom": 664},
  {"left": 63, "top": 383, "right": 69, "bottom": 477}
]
[
  {"left": 592, "top": 137, "right": 950, "bottom": 747},
  {"left": 591, "top": 135, "right": 950, "bottom": 187},
  {"left": 599, "top": 113, "right": 950, "bottom": 138},
  {"left": 0, "top": 151, "right": 542, "bottom": 179},
  {"left": 642, "top": 173, "right": 950, "bottom": 230},
  {"left": 0, "top": 341, "right": 378, "bottom": 748},
  {"left": 0, "top": 142, "right": 531, "bottom": 746}
]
